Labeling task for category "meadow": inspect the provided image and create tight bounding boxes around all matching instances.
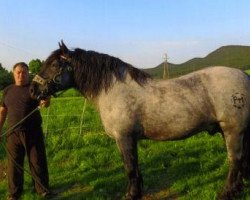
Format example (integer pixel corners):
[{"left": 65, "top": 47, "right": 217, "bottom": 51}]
[{"left": 1, "top": 89, "right": 250, "bottom": 199}]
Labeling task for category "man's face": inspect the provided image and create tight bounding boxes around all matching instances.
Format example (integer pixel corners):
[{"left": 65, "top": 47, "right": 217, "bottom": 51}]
[{"left": 13, "top": 66, "right": 29, "bottom": 86}]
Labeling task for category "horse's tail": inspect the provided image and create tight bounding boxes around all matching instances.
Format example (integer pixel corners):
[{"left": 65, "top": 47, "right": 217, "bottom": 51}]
[{"left": 242, "top": 124, "right": 250, "bottom": 180}]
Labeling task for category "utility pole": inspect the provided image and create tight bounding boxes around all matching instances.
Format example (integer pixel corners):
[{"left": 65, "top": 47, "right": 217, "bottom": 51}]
[{"left": 163, "top": 53, "right": 169, "bottom": 79}]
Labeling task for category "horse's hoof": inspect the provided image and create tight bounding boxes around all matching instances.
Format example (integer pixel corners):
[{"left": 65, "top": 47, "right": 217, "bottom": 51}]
[
  {"left": 243, "top": 171, "right": 250, "bottom": 180},
  {"left": 217, "top": 192, "right": 232, "bottom": 200},
  {"left": 125, "top": 193, "right": 142, "bottom": 200},
  {"left": 217, "top": 189, "right": 243, "bottom": 200}
]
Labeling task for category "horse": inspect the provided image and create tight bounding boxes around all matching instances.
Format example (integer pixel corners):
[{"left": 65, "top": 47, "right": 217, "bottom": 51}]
[{"left": 30, "top": 41, "right": 250, "bottom": 200}]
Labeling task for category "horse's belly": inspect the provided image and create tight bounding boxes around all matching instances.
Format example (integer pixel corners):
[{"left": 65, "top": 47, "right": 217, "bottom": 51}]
[
  {"left": 143, "top": 127, "right": 194, "bottom": 141},
  {"left": 142, "top": 116, "right": 207, "bottom": 141}
]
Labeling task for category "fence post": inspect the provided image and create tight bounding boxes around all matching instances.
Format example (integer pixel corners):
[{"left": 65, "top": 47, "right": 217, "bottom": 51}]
[{"left": 79, "top": 98, "right": 87, "bottom": 135}]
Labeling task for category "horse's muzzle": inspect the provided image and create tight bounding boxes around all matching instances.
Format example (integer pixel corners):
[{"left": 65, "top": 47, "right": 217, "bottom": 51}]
[{"left": 29, "top": 83, "right": 47, "bottom": 101}]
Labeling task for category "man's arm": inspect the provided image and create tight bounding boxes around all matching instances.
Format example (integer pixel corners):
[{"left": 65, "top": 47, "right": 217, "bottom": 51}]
[{"left": 0, "top": 106, "right": 7, "bottom": 142}]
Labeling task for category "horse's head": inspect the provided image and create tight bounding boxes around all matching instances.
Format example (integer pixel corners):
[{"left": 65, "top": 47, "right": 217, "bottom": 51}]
[{"left": 30, "top": 41, "right": 74, "bottom": 100}]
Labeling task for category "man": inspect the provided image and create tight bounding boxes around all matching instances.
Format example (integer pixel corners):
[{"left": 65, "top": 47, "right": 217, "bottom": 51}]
[{"left": 0, "top": 62, "right": 53, "bottom": 200}]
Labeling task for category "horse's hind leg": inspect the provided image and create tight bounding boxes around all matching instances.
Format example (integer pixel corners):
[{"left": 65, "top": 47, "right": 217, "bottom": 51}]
[
  {"left": 241, "top": 127, "right": 250, "bottom": 180},
  {"left": 218, "top": 128, "right": 244, "bottom": 200},
  {"left": 116, "top": 135, "right": 143, "bottom": 200}
]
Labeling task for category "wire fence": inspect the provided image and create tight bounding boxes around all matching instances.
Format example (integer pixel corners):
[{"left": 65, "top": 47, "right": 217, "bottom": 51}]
[{"left": 40, "top": 96, "right": 96, "bottom": 138}]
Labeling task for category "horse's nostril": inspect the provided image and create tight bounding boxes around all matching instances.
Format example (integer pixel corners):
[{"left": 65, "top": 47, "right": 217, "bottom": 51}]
[
  {"left": 29, "top": 86, "right": 34, "bottom": 95},
  {"left": 30, "top": 87, "right": 33, "bottom": 94},
  {"left": 29, "top": 84, "right": 37, "bottom": 97}
]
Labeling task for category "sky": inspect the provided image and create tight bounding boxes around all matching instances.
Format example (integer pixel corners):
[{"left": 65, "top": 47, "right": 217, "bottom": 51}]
[{"left": 1, "top": 0, "right": 250, "bottom": 70}]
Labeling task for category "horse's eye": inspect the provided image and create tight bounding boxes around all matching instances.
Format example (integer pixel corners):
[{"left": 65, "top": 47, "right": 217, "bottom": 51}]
[
  {"left": 51, "top": 61, "right": 59, "bottom": 69},
  {"left": 67, "top": 66, "right": 72, "bottom": 71}
]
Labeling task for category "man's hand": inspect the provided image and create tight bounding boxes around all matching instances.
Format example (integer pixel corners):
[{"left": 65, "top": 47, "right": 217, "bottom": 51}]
[
  {"left": 39, "top": 97, "right": 51, "bottom": 108},
  {"left": 0, "top": 106, "right": 7, "bottom": 143}
]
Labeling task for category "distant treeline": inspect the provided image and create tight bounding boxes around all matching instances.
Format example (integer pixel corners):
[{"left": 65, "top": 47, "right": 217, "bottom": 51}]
[{"left": 0, "top": 59, "right": 42, "bottom": 90}]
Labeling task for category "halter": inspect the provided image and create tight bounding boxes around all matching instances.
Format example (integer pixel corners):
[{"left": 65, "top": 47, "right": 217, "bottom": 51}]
[
  {"left": 32, "top": 58, "right": 73, "bottom": 99},
  {"left": 33, "top": 64, "right": 73, "bottom": 86},
  {"left": 33, "top": 74, "right": 47, "bottom": 86}
]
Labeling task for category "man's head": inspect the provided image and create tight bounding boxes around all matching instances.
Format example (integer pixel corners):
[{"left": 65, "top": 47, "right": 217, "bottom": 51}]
[{"left": 13, "top": 62, "right": 29, "bottom": 86}]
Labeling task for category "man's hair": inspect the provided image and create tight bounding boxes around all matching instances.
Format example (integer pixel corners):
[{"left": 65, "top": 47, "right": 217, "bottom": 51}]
[{"left": 13, "top": 62, "right": 29, "bottom": 71}]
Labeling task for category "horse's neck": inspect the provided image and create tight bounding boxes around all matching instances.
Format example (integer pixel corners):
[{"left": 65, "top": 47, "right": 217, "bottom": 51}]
[{"left": 96, "top": 74, "right": 147, "bottom": 106}]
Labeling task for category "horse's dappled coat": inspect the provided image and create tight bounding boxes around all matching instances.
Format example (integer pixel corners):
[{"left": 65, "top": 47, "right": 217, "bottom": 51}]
[{"left": 30, "top": 41, "right": 250, "bottom": 200}]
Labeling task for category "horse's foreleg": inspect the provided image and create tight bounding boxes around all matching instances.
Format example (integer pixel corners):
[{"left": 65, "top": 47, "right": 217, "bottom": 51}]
[
  {"left": 218, "top": 130, "right": 244, "bottom": 200},
  {"left": 116, "top": 135, "right": 143, "bottom": 200}
]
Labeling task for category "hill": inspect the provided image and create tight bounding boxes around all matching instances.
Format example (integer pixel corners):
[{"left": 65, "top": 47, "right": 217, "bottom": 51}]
[{"left": 143, "top": 45, "right": 250, "bottom": 78}]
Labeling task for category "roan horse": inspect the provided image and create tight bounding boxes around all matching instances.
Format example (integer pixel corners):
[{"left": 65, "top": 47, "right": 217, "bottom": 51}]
[{"left": 30, "top": 41, "right": 250, "bottom": 200}]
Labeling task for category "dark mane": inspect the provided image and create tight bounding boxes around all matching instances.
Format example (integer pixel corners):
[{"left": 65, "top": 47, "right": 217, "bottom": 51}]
[
  {"left": 43, "top": 49, "right": 61, "bottom": 66},
  {"left": 69, "top": 48, "right": 151, "bottom": 97}
]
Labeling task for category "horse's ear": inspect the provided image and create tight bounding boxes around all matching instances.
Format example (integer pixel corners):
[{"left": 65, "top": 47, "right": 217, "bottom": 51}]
[{"left": 58, "top": 40, "right": 69, "bottom": 55}]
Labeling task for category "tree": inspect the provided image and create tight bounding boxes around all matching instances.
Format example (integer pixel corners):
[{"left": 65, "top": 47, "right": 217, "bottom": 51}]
[
  {"left": 29, "top": 59, "right": 42, "bottom": 75},
  {"left": 0, "top": 63, "right": 13, "bottom": 90}
]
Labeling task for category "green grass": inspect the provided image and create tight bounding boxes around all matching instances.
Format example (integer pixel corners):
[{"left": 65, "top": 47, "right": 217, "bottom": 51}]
[
  {"left": 1, "top": 89, "right": 250, "bottom": 199},
  {"left": 245, "top": 69, "right": 250, "bottom": 75}
]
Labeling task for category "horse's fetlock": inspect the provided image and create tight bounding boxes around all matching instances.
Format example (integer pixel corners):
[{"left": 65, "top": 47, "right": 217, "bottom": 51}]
[
  {"left": 125, "top": 192, "right": 142, "bottom": 200},
  {"left": 217, "top": 190, "right": 233, "bottom": 200},
  {"left": 126, "top": 178, "right": 143, "bottom": 200},
  {"left": 218, "top": 182, "right": 244, "bottom": 200}
]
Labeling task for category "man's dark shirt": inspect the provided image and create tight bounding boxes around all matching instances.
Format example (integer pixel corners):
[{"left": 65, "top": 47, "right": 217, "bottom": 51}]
[{"left": 0, "top": 84, "right": 42, "bottom": 131}]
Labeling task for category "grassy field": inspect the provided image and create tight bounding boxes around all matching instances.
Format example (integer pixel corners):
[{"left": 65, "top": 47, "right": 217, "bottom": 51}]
[{"left": 1, "top": 89, "right": 250, "bottom": 199}]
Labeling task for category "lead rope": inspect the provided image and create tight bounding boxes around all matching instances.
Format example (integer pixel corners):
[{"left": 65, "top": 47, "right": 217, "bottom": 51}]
[
  {"left": 1, "top": 106, "right": 40, "bottom": 138},
  {"left": 0, "top": 106, "right": 51, "bottom": 195}
]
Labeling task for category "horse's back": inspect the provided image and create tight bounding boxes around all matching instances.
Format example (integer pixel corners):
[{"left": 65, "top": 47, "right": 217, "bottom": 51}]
[
  {"left": 99, "top": 66, "right": 250, "bottom": 140},
  {"left": 140, "top": 66, "right": 250, "bottom": 140}
]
